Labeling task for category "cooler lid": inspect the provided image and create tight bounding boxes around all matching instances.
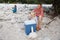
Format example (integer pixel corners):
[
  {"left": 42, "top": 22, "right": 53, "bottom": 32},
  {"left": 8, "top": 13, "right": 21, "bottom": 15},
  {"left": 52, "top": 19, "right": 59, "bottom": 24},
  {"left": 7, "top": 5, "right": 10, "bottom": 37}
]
[{"left": 24, "top": 19, "right": 36, "bottom": 25}]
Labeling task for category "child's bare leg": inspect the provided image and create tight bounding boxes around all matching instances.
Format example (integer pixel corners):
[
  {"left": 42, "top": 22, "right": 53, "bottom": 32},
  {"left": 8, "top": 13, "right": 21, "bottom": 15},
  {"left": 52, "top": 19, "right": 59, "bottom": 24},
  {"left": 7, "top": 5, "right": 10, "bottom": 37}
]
[
  {"left": 36, "top": 16, "right": 41, "bottom": 31},
  {"left": 36, "top": 15, "right": 43, "bottom": 31}
]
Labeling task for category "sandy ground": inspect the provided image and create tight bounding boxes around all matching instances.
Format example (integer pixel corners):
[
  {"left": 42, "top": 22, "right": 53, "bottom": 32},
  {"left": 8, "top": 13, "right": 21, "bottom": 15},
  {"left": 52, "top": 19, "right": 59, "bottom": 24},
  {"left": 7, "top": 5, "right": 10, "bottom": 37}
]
[
  {"left": 0, "top": 4, "right": 59, "bottom": 40},
  {"left": 0, "top": 12, "right": 60, "bottom": 40}
]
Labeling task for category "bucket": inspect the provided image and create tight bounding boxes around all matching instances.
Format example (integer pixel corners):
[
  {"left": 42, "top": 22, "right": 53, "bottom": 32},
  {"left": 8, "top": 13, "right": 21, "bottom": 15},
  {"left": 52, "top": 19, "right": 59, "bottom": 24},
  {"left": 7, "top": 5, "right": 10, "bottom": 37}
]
[{"left": 24, "top": 20, "right": 36, "bottom": 35}]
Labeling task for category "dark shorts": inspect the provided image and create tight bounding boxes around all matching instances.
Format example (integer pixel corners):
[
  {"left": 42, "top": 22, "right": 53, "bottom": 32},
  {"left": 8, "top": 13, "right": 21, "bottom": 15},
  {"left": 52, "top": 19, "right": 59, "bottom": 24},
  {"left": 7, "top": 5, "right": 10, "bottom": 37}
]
[{"left": 37, "top": 16, "right": 39, "bottom": 20}]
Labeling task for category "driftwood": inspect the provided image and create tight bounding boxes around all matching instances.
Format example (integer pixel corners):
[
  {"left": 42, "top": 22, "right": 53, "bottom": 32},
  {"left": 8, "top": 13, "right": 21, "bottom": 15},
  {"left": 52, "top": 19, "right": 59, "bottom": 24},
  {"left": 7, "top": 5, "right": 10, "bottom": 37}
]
[{"left": 45, "top": 16, "right": 57, "bottom": 27}]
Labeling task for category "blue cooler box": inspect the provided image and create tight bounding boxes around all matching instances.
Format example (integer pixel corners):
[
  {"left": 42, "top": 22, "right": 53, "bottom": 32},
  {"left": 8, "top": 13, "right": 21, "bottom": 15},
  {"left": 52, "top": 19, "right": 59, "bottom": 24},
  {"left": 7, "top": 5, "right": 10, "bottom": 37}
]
[{"left": 24, "top": 20, "right": 36, "bottom": 35}]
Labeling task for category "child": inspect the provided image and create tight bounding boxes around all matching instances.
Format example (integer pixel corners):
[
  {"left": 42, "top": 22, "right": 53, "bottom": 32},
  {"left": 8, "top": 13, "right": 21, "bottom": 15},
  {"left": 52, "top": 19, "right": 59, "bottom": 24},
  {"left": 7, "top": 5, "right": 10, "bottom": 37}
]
[
  {"left": 12, "top": 5, "right": 17, "bottom": 13},
  {"left": 31, "top": 4, "right": 44, "bottom": 31}
]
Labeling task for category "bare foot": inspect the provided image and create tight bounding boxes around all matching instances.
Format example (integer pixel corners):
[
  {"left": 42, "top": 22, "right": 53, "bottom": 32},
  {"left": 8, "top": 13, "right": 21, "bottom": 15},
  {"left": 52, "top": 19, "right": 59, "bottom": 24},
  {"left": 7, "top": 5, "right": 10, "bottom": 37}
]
[{"left": 36, "top": 26, "right": 41, "bottom": 31}]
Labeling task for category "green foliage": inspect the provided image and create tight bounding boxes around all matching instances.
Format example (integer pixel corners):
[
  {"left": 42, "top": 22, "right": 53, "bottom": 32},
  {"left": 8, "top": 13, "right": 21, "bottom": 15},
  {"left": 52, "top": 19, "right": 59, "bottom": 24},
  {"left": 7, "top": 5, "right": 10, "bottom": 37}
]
[
  {"left": 45, "top": 0, "right": 53, "bottom": 4},
  {"left": 0, "top": 0, "right": 53, "bottom": 4},
  {"left": 53, "top": 0, "right": 60, "bottom": 15},
  {"left": 0, "top": 0, "right": 3, "bottom": 3}
]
